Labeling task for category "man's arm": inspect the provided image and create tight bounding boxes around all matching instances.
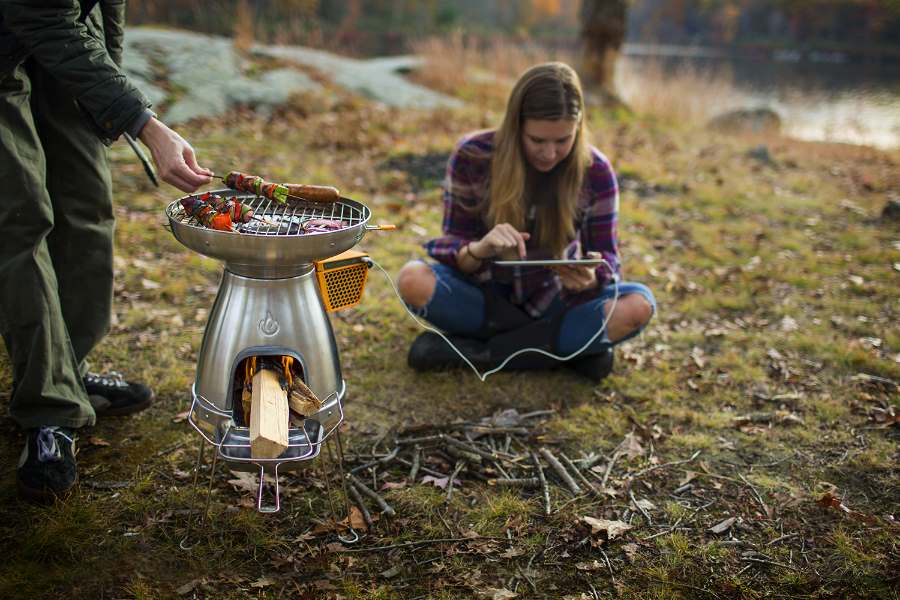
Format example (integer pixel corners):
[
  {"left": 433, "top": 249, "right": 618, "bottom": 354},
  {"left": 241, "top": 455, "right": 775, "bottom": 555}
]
[
  {"left": 0, "top": 0, "right": 148, "bottom": 143},
  {"left": 99, "top": 0, "right": 125, "bottom": 67}
]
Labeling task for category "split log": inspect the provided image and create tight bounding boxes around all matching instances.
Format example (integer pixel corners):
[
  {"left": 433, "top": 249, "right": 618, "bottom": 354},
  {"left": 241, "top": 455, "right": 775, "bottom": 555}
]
[
  {"left": 250, "top": 368, "right": 289, "bottom": 459},
  {"left": 289, "top": 377, "right": 322, "bottom": 417}
]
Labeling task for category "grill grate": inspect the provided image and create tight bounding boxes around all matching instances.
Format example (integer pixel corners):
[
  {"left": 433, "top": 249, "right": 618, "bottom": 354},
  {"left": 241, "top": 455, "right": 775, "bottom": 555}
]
[{"left": 168, "top": 193, "right": 369, "bottom": 237}]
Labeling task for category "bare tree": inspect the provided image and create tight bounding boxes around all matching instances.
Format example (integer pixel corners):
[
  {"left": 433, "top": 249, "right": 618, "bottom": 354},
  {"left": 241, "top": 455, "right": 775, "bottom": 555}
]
[{"left": 580, "top": 0, "right": 627, "bottom": 94}]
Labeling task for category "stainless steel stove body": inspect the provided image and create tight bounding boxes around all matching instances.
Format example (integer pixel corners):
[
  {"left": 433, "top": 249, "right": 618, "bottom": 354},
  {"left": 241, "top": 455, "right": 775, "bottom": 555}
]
[{"left": 167, "top": 190, "right": 371, "bottom": 483}]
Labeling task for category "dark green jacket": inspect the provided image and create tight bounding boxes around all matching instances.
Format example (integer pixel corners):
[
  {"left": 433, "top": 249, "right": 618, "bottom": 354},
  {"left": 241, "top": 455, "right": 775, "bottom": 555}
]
[{"left": 0, "top": 0, "right": 150, "bottom": 144}]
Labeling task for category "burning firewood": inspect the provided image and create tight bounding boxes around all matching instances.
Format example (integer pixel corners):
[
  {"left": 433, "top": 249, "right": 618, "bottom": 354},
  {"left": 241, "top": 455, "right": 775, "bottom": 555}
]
[{"left": 288, "top": 377, "right": 322, "bottom": 418}]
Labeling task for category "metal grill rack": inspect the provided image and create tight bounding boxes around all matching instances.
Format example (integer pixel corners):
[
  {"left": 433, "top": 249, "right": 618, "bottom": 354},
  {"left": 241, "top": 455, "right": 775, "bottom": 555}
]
[{"left": 167, "top": 192, "right": 369, "bottom": 237}]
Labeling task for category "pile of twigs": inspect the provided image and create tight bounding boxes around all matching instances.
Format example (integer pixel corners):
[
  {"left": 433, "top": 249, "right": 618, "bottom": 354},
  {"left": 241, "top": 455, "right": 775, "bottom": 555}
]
[{"left": 342, "top": 409, "right": 614, "bottom": 523}]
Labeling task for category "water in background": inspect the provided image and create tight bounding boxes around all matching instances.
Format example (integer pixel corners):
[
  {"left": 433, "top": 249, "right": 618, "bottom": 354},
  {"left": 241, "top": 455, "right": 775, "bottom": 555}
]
[{"left": 618, "top": 45, "right": 900, "bottom": 149}]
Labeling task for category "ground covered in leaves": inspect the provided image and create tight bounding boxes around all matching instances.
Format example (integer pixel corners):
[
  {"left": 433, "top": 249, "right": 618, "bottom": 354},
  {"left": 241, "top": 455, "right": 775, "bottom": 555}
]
[{"left": 0, "top": 50, "right": 898, "bottom": 600}]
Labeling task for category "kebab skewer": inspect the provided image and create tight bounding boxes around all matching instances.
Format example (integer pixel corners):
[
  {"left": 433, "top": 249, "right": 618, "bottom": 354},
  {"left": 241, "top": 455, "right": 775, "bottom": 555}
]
[
  {"left": 222, "top": 171, "right": 341, "bottom": 204},
  {"left": 180, "top": 195, "right": 234, "bottom": 231}
]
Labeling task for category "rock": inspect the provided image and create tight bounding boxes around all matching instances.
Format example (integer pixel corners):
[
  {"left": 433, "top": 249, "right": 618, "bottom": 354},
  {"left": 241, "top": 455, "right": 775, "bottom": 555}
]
[
  {"left": 252, "top": 45, "right": 461, "bottom": 110},
  {"left": 881, "top": 198, "right": 900, "bottom": 222},
  {"left": 746, "top": 144, "right": 774, "bottom": 165},
  {"left": 708, "top": 108, "right": 782, "bottom": 135},
  {"left": 124, "top": 28, "right": 326, "bottom": 124}
]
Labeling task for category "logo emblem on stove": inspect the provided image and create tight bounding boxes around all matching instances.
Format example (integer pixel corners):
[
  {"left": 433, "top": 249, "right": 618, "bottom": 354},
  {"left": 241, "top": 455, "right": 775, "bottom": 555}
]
[{"left": 258, "top": 311, "right": 280, "bottom": 336}]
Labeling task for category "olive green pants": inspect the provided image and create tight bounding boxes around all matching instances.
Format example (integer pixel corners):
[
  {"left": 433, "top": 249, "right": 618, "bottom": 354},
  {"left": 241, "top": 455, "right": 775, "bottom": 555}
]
[{"left": 0, "top": 58, "right": 114, "bottom": 429}]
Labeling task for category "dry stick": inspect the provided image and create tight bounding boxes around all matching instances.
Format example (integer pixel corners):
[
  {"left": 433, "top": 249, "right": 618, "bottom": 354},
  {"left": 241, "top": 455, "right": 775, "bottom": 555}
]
[
  {"left": 561, "top": 452, "right": 600, "bottom": 496},
  {"left": 398, "top": 433, "right": 514, "bottom": 463},
  {"left": 599, "top": 548, "right": 616, "bottom": 583},
  {"left": 492, "top": 459, "right": 512, "bottom": 480},
  {"left": 446, "top": 461, "right": 466, "bottom": 502},
  {"left": 395, "top": 456, "right": 446, "bottom": 479},
  {"left": 347, "top": 473, "right": 395, "bottom": 517},
  {"left": 539, "top": 447, "right": 582, "bottom": 495},
  {"left": 629, "top": 489, "right": 653, "bottom": 525},
  {"left": 519, "top": 409, "right": 557, "bottom": 420},
  {"left": 575, "top": 452, "right": 606, "bottom": 471},
  {"left": 408, "top": 446, "right": 421, "bottom": 483},
  {"left": 397, "top": 434, "right": 443, "bottom": 446},
  {"left": 739, "top": 473, "right": 771, "bottom": 518},
  {"left": 629, "top": 449, "right": 702, "bottom": 480},
  {"left": 767, "top": 532, "right": 799, "bottom": 546},
  {"left": 487, "top": 477, "right": 541, "bottom": 489},
  {"left": 531, "top": 452, "right": 551, "bottom": 516},
  {"left": 349, "top": 446, "right": 399, "bottom": 475},
  {"left": 445, "top": 435, "right": 518, "bottom": 462},
  {"left": 601, "top": 450, "right": 622, "bottom": 489},
  {"left": 740, "top": 556, "right": 800, "bottom": 572},
  {"left": 464, "top": 426, "right": 531, "bottom": 436},
  {"left": 345, "top": 479, "right": 374, "bottom": 528},
  {"left": 335, "top": 535, "right": 507, "bottom": 553},
  {"left": 446, "top": 445, "right": 483, "bottom": 465}
]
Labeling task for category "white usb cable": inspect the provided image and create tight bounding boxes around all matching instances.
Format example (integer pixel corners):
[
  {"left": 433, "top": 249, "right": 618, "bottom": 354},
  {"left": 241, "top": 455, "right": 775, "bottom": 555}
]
[{"left": 367, "top": 258, "right": 620, "bottom": 382}]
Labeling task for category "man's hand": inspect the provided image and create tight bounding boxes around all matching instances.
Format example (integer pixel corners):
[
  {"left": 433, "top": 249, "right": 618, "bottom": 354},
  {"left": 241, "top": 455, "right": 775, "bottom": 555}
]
[
  {"left": 469, "top": 223, "right": 531, "bottom": 260},
  {"left": 137, "top": 118, "right": 212, "bottom": 192}
]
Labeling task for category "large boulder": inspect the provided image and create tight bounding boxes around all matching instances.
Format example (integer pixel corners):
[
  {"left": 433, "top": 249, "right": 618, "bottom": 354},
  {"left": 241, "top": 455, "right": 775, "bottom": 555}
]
[
  {"left": 881, "top": 197, "right": 900, "bottom": 222},
  {"left": 708, "top": 108, "right": 782, "bottom": 135}
]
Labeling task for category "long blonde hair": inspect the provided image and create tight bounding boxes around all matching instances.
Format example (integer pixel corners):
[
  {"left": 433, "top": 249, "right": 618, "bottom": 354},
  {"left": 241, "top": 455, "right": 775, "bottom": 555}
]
[{"left": 486, "top": 62, "right": 590, "bottom": 257}]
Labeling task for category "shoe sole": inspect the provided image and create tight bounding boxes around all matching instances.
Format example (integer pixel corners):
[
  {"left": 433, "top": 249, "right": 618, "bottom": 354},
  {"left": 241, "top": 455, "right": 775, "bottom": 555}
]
[
  {"left": 17, "top": 475, "right": 78, "bottom": 504},
  {"left": 94, "top": 392, "right": 154, "bottom": 417}
]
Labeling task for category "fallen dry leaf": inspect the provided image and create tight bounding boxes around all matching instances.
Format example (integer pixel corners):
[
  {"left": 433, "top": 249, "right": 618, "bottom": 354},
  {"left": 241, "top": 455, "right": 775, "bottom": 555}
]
[
  {"left": 575, "top": 560, "right": 603, "bottom": 571},
  {"left": 622, "top": 542, "right": 640, "bottom": 563},
  {"left": 421, "top": 475, "right": 450, "bottom": 489},
  {"left": 618, "top": 433, "right": 645, "bottom": 460},
  {"left": 632, "top": 497, "right": 656, "bottom": 512},
  {"left": 708, "top": 516, "right": 736, "bottom": 534},
  {"left": 680, "top": 470, "right": 698, "bottom": 486},
  {"left": 690, "top": 346, "right": 706, "bottom": 368},
  {"left": 348, "top": 506, "right": 367, "bottom": 531},
  {"left": 482, "top": 588, "right": 517, "bottom": 600},
  {"left": 499, "top": 546, "right": 526, "bottom": 559},
  {"left": 380, "top": 480, "right": 408, "bottom": 491},
  {"left": 380, "top": 565, "right": 401, "bottom": 579},
  {"left": 176, "top": 579, "right": 202, "bottom": 596},
  {"left": 227, "top": 471, "right": 257, "bottom": 493},
  {"left": 250, "top": 576, "right": 276, "bottom": 588},
  {"left": 582, "top": 516, "right": 632, "bottom": 540},
  {"left": 87, "top": 436, "right": 110, "bottom": 447}
]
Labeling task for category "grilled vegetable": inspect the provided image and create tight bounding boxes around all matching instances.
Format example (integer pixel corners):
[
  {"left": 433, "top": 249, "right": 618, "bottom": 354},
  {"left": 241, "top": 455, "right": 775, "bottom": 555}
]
[
  {"left": 201, "top": 192, "right": 254, "bottom": 223},
  {"left": 180, "top": 195, "right": 233, "bottom": 231}
]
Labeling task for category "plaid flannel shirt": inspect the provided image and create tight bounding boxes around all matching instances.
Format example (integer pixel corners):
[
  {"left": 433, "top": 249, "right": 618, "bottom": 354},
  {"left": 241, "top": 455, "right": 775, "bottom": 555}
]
[{"left": 424, "top": 130, "right": 621, "bottom": 317}]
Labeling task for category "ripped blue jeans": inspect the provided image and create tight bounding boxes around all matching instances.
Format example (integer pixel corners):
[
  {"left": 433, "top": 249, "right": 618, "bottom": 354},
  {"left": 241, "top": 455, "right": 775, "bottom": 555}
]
[{"left": 413, "top": 262, "right": 656, "bottom": 355}]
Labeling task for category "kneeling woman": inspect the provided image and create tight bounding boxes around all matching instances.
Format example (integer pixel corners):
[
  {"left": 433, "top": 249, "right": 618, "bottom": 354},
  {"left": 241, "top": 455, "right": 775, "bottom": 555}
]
[{"left": 397, "top": 62, "right": 655, "bottom": 381}]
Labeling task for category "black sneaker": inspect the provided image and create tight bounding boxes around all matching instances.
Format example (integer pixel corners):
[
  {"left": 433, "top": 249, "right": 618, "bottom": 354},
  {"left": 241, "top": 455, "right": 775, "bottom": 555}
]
[
  {"left": 17, "top": 426, "right": 78, "bottom": 502},
  {"left": 83, "top": 371, "right": 154, "bottom": 416},
  {"left": 407, "top": 332, "right": 489, "bottom": 372},
  {"left": 569, "top": 348, "right": 614, "bottom": 383}
]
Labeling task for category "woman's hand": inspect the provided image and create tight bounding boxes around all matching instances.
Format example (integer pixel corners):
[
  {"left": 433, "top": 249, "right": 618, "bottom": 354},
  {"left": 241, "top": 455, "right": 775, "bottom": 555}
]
[
  {"left": 138, "top": 118, "right": 213, "bottom": 192},
  {"left": 553, "top": 252, "right": 602, "bottom": 292},
  {"left": 469, "top": 223, "right": 531, "bottom": 260}
]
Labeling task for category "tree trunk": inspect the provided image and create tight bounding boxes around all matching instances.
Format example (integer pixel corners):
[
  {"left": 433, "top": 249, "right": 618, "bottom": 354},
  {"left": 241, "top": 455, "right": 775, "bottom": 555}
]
[{"left": 580, "top": 0, "right": 628, "bottom": 94}]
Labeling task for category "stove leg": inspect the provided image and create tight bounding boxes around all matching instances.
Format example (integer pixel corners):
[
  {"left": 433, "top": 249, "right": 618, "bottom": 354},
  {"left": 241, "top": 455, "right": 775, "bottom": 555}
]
[
  {"left": 331, "top": 430, "right": 359, "bottom": 544},
  {"left": 180, "top": 441, "right": 207, "bottom": 550},
  {"left": 256, "top": 463, "right": 281, "bottom": 513}
]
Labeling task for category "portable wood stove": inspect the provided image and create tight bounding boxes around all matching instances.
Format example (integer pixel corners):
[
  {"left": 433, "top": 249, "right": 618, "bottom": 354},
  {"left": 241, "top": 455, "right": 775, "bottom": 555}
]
[{"left": 166, "top": 190, "right": 378, "bottom": 520}]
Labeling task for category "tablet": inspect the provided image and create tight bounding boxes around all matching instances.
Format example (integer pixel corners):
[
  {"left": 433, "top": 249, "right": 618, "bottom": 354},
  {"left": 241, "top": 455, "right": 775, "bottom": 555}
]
[{"left": 493, "top": 258, "right": 607, "bottom": 267}]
